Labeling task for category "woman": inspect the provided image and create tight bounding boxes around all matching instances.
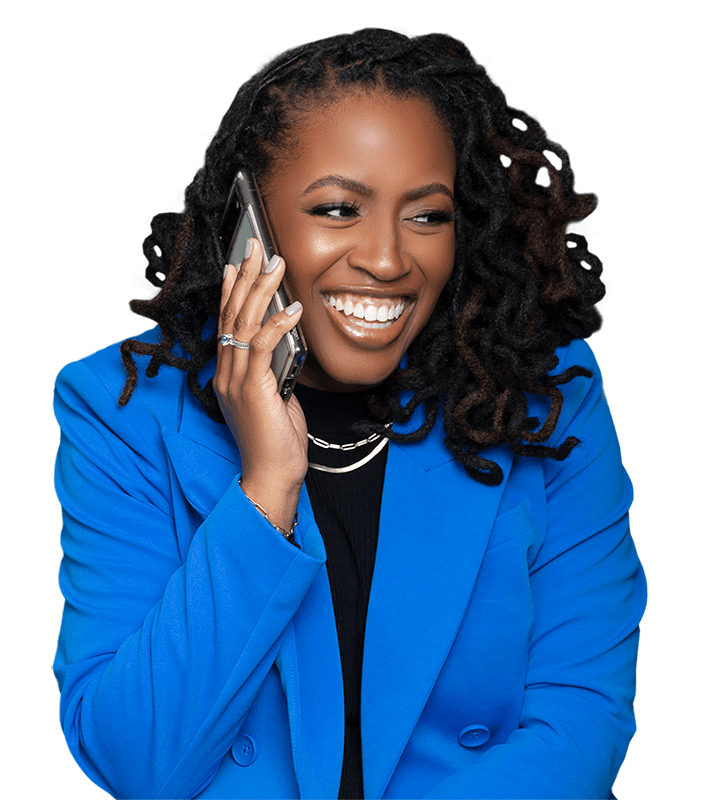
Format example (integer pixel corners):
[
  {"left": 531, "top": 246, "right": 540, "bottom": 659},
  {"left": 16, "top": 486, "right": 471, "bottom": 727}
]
[{"left": 53, "top": 28, "right": 645, "bottom": 800}]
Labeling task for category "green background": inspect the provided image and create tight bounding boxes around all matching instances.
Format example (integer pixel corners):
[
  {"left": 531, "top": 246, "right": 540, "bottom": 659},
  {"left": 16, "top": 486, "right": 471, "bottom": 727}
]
[{"left": 2, "top": 0, "right": 700, "bottom": 800}]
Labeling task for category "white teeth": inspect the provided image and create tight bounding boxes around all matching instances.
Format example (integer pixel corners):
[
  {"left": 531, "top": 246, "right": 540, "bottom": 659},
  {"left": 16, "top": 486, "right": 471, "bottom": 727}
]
[
  {"left": 325, "top": 294, "right": 407, "bottom": 326},
  {"left": 391, "top": 303, "right": 404, "bottom": 319}
]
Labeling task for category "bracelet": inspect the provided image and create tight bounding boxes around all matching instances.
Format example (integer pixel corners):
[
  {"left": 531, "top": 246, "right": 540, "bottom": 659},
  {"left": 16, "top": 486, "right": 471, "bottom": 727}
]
[{"left": 238, "top": 480, "right": 299, "bottom": 547}]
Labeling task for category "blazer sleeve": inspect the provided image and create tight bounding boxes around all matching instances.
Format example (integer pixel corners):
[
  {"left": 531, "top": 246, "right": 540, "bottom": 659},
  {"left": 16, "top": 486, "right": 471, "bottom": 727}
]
[
  {"left": 425, "top": 340, "right": 646, "bottom": 800},
  {"left": 53, "top": 358, "right": 324, "bottom": 800}
]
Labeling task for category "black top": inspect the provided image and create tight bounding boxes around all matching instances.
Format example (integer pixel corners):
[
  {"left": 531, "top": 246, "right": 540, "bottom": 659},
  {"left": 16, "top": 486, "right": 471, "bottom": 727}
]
[{"left": 295, "top": 384, "right": 388, "bottom": 800}]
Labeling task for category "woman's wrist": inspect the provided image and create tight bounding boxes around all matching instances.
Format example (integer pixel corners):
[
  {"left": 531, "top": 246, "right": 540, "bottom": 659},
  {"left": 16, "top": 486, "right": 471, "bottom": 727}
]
[
  {"left": 239, "top": 480, "right": 299, "bottom": 546},
  {"left": 238, "top": 475, "right": 303, "bottom": 543}
]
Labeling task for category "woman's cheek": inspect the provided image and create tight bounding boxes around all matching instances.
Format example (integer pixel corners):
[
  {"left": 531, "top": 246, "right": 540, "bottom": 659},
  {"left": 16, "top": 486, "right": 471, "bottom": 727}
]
[{"left": 305, "top": 227, "right": 347, "bottom": 260}]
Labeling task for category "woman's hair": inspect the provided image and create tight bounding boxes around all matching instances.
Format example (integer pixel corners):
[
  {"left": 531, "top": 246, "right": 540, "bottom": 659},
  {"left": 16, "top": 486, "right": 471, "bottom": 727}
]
[{"left": 120, "top": 28, "right": 604, "bottom": 485}]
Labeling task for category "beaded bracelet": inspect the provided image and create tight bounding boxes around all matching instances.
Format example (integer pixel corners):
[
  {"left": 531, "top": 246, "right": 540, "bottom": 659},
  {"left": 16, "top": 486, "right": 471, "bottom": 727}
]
[{"left": 238, "top": 480, "right": 299, "bottom": 547}]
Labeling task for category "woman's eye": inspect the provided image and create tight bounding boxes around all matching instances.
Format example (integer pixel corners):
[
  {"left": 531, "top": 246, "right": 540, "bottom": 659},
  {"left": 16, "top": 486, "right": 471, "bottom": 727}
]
[
  {"left": 410, "top": 210, "right": 455, "bottom": 226},
  {"left": 308, "top": 202, "right": 360, "bottom": 220}
]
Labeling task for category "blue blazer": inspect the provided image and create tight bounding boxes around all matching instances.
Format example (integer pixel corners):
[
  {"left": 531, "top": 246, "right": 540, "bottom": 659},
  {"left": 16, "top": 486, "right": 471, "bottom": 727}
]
[{"left": 53, "top": 328, "right": 645, "bottom": 800}]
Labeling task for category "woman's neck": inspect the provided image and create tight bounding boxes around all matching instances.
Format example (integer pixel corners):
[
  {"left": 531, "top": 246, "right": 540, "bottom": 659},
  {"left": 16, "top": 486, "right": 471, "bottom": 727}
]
[{"left": 294, "top": 383, "right": 373, "bottom": 436}]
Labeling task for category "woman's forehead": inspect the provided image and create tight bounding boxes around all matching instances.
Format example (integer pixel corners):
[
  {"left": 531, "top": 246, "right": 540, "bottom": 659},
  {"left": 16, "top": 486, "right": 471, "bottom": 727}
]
[{"left": 267, "top": 90, "right": 456, "bottom": 196}]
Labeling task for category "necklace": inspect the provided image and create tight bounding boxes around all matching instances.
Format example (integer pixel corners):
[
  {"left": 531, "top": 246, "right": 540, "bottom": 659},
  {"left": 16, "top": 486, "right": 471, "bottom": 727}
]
[
  {"left": 307, "top": 423, "right": 392, "bottom": 474},
  {"left": 306, "top": 423, "right": 391, "bottom": 451},
  {"left": 307, "top": 436, "right": 389, "bottom": 474}
]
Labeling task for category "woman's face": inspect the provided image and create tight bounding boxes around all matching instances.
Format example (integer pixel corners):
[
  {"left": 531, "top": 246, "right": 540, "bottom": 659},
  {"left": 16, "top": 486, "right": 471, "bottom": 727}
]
[{"left": 263, "top": 90, "right": 456, "bottom": 393}]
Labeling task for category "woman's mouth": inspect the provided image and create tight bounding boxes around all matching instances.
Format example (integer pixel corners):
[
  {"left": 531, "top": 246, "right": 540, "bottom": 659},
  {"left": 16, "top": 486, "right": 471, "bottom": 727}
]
[{"left": 323, "top": 293, "right": 406, "bottom": 329}]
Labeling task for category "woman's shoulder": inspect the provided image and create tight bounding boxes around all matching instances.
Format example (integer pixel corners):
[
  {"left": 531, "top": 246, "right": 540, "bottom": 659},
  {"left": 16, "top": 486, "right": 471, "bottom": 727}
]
[
  {"left": 54, "top": 326, "right": 187, "bottom": 438},
  {"left": 555, "top": 337, "right": 600, "bottom": 377},
  {"left": 542, "top": 337, "right": 625, "bottom": 480},
  {"left": 549, "top": 337, "right": 606, "bottom": 433},
  {"left": 57, "top": 326, "right": 161, "bottom": 386}
]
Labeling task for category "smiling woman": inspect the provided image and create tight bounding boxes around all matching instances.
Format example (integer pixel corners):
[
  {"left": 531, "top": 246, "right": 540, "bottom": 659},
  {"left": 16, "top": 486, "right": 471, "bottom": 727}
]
[
  {"left": 263, "top": 91, "right": 456, "bottom": 392},
  {"left": 53, "top": 28, "right": 645, "bottom": 800}
]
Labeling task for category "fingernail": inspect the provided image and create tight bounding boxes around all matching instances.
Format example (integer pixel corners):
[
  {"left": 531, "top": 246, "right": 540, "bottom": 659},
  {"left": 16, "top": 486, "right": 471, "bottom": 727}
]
[
  {"left": 285, "top": 300, "right": 302, "bottom": 316},
  {"left": 223, "top": 262, "right": 240, "bottom": 279},
  {"left": 264, "top": 254, "right": 281, "bottom": 274},
  {"left": 244, "top": 239, "right": 254, "bottom": 259}
]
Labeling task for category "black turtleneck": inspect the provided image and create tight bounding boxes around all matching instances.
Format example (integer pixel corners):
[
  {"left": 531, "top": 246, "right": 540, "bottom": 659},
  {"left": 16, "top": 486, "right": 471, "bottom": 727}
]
[{"left": 294, "top": 383, "right": 388, "bottom": 800}]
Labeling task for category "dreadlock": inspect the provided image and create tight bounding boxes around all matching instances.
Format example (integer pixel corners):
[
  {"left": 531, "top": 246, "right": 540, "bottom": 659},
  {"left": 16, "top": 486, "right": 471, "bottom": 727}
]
[{"left": 119, "top": 28, "right": 605, "bottom": 486}]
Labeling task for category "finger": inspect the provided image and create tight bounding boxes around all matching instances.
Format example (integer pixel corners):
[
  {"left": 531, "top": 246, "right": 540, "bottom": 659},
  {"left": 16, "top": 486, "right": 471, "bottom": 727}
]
[
  {"left": 219, "top": 238, "right": 264, "bottom": 338},
  {"left": 216, "top": 238, "right": 266, "bottom": 387},
  {"left": 244, "top": 300, "right": 303, "bottom": 386},
  {"left": 216, "top": 261, "right": 239, "bottom": 380},
  {"left": 229, "top": 254, "right": 286, "bottom": 342},
  {"left": 217, "top": 261, "right": 239, "bottom": 338},
  {"left": 223, "top": 255, "right": 287, "bottom": 392}
]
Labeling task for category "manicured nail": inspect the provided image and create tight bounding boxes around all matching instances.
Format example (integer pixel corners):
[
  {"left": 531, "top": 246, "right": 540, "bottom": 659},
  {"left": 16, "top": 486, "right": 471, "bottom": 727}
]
[
  {"left": 244, "top": 239, "right": 254, "bottom": 259},
  {"left": 264, "top": 254, "right": 281, "bottom": 274},
  {"left": 285, "top": 300, "right": 302, "bottom": 316}
]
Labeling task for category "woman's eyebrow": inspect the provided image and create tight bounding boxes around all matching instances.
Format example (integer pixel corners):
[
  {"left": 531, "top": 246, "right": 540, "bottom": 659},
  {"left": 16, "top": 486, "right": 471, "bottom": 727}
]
[
  {"left": 302, "top": 175, "right": 373, "bottom": 197},
  {"left": 403, "top": 183, "right": 454, "bottom": 203},
  {"left": 301, "top": 175, "right": 454, "bottom": 203}
]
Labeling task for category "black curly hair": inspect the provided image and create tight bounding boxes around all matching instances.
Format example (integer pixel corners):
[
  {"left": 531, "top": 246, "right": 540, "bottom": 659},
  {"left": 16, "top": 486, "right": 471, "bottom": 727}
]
[{"left": 119, "top": 28, "right": 605, "bottom": 485}]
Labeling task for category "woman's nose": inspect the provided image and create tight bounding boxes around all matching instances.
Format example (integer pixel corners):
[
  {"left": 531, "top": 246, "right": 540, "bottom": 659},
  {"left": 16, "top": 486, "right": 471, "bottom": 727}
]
[{"left": 347, "top": 216, "right": 410, "bottom": 281}]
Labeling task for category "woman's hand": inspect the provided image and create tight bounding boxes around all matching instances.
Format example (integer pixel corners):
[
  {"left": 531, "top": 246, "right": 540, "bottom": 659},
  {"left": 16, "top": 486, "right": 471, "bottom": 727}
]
[{"left": 214, "top": 239, "right": 307, "bottom": 532}]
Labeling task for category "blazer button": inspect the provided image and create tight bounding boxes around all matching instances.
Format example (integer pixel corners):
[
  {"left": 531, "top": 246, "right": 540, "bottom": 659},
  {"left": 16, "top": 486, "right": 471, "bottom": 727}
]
[
  {"left": 458, "top": 724, "right": 491, "bottom": 748},
  {"left": 232, "top": 733, "right": 257, "bottom": 766}
]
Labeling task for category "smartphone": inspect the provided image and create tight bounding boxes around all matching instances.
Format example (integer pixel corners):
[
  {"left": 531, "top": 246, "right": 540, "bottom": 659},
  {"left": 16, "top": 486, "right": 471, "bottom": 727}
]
[{"left": 220, "top": 168, "right": 306, "bottom": 402}]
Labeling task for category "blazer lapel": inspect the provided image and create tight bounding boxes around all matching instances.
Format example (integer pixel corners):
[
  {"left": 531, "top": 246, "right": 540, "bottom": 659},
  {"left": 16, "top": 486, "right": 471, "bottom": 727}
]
[
  {"left": 160, "top": 377, "right": 243, "bottom": 517},
  {"left": 361, "top": 429, "right": 514, "bottom": 799}
]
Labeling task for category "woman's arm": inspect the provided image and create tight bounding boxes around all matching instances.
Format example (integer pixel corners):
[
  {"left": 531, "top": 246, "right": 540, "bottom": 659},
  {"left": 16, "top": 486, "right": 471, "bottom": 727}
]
[
  {"left": 424, "top": 341, "right": 646, "bottom": 800},
  {"left": 53, "top": 356, "right": 321, "bottom": 800},
  {"left": 55, "top": 240, "right": 316, "bottom": 799}
]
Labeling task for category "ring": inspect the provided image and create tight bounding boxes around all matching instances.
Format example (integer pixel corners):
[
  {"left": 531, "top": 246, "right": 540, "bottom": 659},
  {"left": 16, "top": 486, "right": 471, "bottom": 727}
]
[{"left": 220, "top": 334, "right": 251, "bottom": 350}]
